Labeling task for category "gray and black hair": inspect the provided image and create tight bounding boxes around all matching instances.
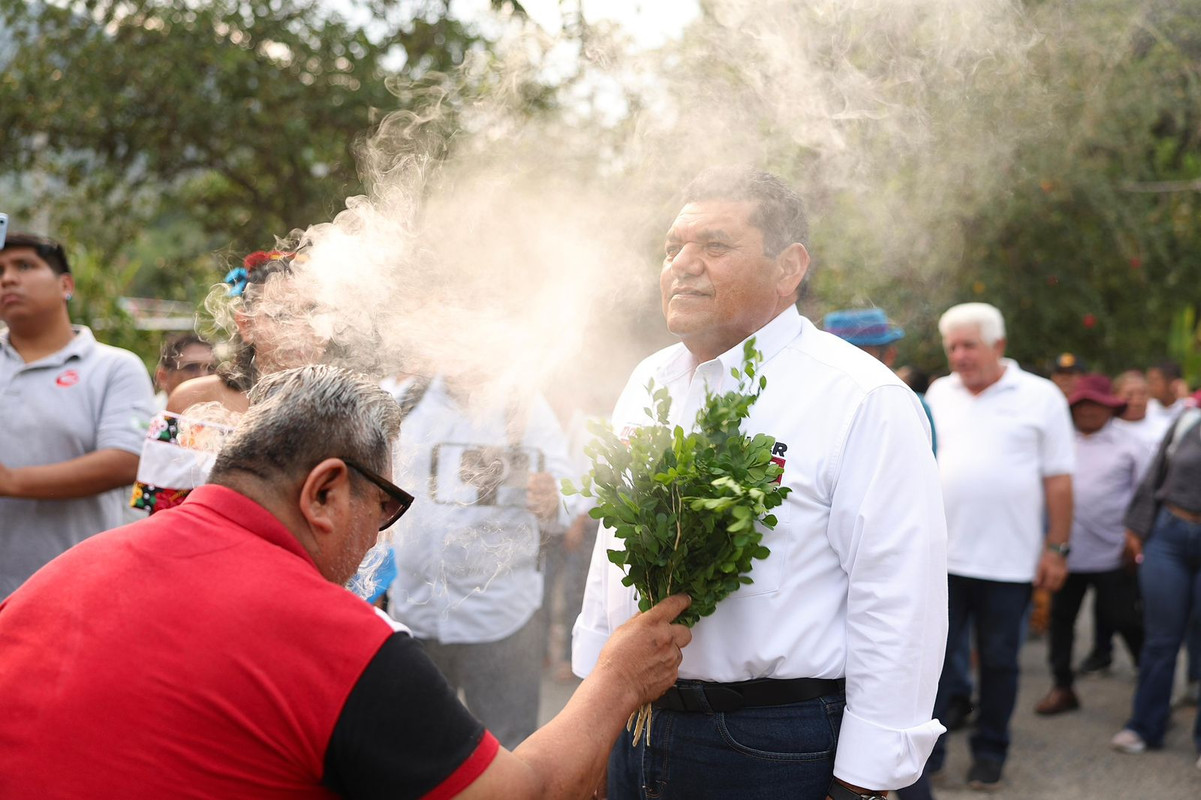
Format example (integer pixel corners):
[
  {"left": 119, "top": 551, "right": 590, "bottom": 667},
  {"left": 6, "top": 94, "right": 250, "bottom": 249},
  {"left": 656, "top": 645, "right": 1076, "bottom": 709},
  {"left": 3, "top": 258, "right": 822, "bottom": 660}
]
[
  {"left": 680, "top": 167, "right": 809, "bottom": 256},
  {"left": 209, "top": 365, "right": 402, "bottom": 486}
]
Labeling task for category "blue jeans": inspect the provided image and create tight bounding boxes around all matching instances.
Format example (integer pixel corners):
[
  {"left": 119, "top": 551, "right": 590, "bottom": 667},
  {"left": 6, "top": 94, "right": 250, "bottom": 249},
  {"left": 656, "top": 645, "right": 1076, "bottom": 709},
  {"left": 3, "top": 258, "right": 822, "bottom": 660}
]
[
  {"left": 1126, "top": 507, "right": 1201, "bottom": 751},
  {"left": 927, "top": 575, "right": 1031, "bottom": 772},
  {"left": 607, "top": 685, "right": 845, "bottom": 800}
]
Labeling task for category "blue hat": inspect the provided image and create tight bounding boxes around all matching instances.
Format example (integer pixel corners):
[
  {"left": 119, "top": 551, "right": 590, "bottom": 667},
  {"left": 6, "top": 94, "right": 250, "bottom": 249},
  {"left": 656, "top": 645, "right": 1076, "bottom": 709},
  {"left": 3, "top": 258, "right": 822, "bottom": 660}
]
[{"left": 823, "top": 308, "right": 905, "bottom": 346}]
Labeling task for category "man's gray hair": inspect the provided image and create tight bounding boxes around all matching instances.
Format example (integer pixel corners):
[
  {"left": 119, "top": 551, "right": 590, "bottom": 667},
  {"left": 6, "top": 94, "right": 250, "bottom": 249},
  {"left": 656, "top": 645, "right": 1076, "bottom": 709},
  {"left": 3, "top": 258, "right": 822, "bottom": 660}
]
[
  {"left": 681, "top": 167, "right": 808, "bottom": 256},
  {"left": 939, "top": 302, "right": 1007, "bottom": 346},
  {"left": 210, "top": 365, "right": 401, "bottom": 484}
]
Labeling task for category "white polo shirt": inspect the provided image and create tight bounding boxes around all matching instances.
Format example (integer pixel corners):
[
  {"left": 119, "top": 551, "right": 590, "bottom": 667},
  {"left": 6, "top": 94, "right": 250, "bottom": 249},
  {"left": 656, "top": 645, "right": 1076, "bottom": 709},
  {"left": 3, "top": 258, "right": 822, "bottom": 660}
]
[
  {"left": 572, "top": 307, "right": 948, "bottom": 791},
  {"left": 0, "top": 326, "right": 154, "bottom": 595},
  {"left": 925, "top": 359, "right": 1074, "bottom": 583}
]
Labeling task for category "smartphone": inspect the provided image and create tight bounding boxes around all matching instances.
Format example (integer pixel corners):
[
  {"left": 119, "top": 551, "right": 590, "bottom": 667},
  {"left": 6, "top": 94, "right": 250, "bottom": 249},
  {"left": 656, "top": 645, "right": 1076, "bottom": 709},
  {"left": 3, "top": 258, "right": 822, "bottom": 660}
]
[
  {"left": 430, "top": 443, "right": 546, "bottom": 507},
  {"left": 0, "top": 213, "right": 7, "bottom": 249}
]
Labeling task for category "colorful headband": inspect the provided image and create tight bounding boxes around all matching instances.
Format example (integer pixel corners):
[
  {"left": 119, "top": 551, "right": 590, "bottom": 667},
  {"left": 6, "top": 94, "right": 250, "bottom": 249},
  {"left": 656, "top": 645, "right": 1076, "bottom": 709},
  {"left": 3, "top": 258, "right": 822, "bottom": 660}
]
[{"left": 225, "top": 251, "right": 294, "bottom": 296}]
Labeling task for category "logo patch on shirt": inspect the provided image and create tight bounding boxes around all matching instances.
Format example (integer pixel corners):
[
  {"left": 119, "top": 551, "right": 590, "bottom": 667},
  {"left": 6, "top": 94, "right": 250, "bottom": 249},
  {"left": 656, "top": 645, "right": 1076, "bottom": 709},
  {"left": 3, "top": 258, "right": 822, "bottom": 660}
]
[
  {"left": 771, "top": 440, "right": 788, "bottom": 483},
  {"left": 55, "top": 369, "right": 80, "bottom": 387}
]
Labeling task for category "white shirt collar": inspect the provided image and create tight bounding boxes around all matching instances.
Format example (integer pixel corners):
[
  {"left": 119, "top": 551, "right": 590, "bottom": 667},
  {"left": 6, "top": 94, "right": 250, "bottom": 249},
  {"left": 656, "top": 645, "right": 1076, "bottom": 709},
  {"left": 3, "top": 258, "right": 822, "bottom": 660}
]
[{"left": 656, "top": 306, "right": 804, "bottom": 383}]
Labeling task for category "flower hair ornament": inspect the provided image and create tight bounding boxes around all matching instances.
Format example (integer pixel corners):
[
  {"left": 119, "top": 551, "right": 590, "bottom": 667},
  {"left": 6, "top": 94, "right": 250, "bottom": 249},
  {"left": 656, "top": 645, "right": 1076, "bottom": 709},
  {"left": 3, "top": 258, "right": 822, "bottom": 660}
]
[{"left": 223, "top": 250, "right": 296, "bottom": 297}]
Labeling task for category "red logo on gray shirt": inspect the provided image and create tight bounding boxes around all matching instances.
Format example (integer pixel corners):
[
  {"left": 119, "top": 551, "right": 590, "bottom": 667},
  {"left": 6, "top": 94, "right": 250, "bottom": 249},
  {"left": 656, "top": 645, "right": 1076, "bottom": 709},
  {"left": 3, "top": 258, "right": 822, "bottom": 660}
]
[{"left": 55, "top": 370, "right": 80, "bottom": 387}]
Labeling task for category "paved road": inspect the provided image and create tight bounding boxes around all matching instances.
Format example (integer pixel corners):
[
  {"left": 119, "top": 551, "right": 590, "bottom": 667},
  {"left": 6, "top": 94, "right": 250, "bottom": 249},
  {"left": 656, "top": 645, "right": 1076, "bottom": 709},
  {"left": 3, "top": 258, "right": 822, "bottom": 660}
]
[{"left": 537, "top": 618, "right": 1201, "bottom": 797}]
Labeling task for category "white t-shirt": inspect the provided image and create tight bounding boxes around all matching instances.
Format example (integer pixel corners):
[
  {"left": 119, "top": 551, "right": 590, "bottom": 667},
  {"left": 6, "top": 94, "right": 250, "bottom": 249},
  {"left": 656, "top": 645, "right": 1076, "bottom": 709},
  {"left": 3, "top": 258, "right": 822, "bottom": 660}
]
[
  {"left": 925, "top": 359, "right": 1075, "bottom": 583},
  {"left": 572, "top": 307, "right": 948, "bottom": 791},
  {"left": 1113, "top": 415, "right": 1171, "bottom": 473}
]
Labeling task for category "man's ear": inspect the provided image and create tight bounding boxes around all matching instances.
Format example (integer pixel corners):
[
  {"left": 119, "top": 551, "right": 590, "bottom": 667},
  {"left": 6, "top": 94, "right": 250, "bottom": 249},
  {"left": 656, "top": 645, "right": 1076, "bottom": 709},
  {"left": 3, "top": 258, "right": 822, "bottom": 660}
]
[
  {"left": 775, "top": 243, "right": 810, "bottom": 300},
  {"left": 297, "top": 458, "right": 353, "bottom": 539},
  {"left": 59, "top": 272, "right": 75, "bottom": 299}
]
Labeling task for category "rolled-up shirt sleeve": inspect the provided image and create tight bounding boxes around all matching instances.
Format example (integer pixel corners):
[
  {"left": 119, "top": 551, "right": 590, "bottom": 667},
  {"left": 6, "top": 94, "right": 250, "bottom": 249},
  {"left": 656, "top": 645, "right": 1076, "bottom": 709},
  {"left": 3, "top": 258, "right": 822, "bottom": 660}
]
[{"left": 826, "top": 385, "right": 949, "bottom": 790}]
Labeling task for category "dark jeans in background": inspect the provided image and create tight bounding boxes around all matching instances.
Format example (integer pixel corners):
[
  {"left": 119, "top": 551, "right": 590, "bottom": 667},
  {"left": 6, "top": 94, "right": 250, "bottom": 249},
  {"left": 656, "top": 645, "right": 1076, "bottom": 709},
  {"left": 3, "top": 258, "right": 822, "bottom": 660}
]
[
  {"left": 607, "top": 685, "right": 845, "bottom": 800},
  {"left": 927, "top": 575, "right": 1032, "bottom": 773},
  {"left": 1049, "top": 568, "right": 1143, "bottom": 688},
  {"left": 417, "top": 613, "right": 542, "bottom": 751},
  {"left": 1125, "top": 508, "right": 1201, "bottom": 751}
]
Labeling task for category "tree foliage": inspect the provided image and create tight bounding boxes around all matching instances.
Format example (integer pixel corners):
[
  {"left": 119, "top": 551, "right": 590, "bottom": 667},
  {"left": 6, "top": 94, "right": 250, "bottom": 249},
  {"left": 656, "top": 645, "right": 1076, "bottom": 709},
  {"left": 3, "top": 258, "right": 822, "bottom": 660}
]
[{"left": 0, "top": 0, "right": 527, "bottom": 310}]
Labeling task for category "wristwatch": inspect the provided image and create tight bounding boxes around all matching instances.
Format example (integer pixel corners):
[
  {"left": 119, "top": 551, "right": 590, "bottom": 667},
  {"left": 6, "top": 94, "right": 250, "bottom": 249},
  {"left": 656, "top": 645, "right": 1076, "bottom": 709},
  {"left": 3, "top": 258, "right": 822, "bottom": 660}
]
[
  {"left": 827, "top": 781, "right": 888, "bottom": 800},
  {"left": 1046, "top": 542, "right": 1071, "bottom": 557}
]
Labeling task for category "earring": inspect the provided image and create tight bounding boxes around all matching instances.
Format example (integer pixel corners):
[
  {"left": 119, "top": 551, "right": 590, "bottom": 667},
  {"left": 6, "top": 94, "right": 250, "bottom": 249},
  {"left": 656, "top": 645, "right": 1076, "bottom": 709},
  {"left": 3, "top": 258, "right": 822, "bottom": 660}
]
[{"left": 64, "top": 293, "right": 73, "bottom": 301}]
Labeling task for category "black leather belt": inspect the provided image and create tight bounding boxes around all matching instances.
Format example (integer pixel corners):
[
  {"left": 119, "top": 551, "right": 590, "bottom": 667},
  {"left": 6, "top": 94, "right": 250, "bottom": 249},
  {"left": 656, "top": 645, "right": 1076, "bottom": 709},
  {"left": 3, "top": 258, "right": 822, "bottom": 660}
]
[{"left": 652, "top": 677, "right": 845, "bottom": 713}]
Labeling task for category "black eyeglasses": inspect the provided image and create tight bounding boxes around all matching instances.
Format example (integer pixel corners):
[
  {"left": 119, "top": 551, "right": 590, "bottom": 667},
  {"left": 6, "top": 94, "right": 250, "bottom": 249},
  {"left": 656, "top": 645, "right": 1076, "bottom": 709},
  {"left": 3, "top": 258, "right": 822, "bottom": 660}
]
[{"left": 343, "top": 459, "right": 415, "bottom": 531}]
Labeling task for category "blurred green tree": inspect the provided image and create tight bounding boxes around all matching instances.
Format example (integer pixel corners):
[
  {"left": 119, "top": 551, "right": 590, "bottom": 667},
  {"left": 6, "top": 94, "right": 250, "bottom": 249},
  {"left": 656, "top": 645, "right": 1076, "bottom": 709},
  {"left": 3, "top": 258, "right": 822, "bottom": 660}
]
[{"left": 0, "top": 0, "right": 534, "bottom": 358}]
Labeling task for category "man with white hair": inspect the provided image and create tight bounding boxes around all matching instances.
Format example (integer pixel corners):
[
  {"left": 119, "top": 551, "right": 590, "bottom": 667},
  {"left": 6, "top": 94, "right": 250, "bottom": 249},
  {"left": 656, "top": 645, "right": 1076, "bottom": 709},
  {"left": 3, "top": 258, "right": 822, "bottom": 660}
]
[
  {"left": 923, "top": 302, "right": 1074, "bottom": 791},
  {"left": 0, "top": 365, "right": 693, "bottom": 799}
]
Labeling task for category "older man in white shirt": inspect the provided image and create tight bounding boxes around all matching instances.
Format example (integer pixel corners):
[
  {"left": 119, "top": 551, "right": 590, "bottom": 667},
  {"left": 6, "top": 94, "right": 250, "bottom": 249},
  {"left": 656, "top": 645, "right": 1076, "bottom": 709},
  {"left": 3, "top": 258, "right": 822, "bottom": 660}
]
[
  {"left": 923, "top": 302, "right": 1075, "bottom": 791},
  {"left": 572, "top": 168, "right": 948, "bottom": 800}
]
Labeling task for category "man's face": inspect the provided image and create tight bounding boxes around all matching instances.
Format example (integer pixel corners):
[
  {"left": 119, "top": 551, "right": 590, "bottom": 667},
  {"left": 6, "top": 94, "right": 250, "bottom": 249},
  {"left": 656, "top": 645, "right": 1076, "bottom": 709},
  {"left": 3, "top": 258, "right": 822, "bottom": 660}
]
[
  {"left": 323, "top": 465, "right": 393, "bottom": 587},
  {"left": 660, "top": 200, "right": 787, "bottom": 361},
  {"left": 0, "top": 246, "right": 72, "bottom": 326},
  {"left": 158, "top": 343, "right": 215, "bottom": 395},
  {"left": 1072, "top": 400, "right": 1114, "bottom": 435},
  {"left": 942, "top": 324, "right": 1005, "bottom": 393},
  {"left": 1146, "top": 368, "right": 1173, "bottom": 405},
  {"left": 1115, "top": 375, "right": 1148, "bottom": 421}
]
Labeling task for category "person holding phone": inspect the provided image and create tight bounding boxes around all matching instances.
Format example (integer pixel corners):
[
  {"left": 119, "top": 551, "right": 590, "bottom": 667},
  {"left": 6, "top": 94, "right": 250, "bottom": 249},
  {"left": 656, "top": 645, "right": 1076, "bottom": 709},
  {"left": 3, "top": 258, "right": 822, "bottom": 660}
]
[
  {"left": 382, "top": 371, "right": 575, "bottom": 750},
  {"left": 0, "top": 231, "right": 155, "bottom": 596}
]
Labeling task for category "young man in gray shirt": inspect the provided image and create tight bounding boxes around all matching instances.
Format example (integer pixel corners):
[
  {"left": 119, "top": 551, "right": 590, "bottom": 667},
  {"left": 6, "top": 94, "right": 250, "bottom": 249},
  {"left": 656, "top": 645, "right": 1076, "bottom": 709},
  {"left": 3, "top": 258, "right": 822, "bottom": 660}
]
[{"left": 0, "top": 233, "right": 155, "bottom": 596}]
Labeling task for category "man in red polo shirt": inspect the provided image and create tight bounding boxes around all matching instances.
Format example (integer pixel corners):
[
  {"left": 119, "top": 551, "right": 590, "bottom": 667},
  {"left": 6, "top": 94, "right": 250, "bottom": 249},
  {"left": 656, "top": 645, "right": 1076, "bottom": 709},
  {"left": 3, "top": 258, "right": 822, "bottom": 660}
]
[{"left": 0, "top": 364, "right": 691, "bottom": 799}]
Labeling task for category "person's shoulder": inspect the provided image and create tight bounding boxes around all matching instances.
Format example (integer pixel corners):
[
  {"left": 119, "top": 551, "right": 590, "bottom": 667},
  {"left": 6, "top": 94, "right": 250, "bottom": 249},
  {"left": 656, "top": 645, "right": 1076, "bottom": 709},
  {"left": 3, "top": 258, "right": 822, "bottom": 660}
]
[
  {"left": 1008, "top": 363, "right": 1058, "bottom": 393},
  {"left": 80, "top": 338, "right": 150, "bottom": 383},
  {"left": 167, "top": 374, "right": 246, "bottom": 414},
  {"left": 624, "top": 343, "right": 688, "bottom": 387},
  {"left": 1013, "top": 367, "right": 1070, "bottom": 410},
  {"left": 925, "top": 374, "right": 954, "bottom": 396},
  {"left": 782, "top": 325, "right": 905, "bottom": 394}
]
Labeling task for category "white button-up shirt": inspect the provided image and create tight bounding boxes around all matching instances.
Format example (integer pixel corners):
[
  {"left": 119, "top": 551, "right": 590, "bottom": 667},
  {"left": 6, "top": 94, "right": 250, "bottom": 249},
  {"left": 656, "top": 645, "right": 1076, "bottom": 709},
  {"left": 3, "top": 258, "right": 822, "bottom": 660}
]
[
  {"left": 925, "top": 359, "right": 1075, "bottom": 583},
  {"left": 572, "top": 307, "right": 948, "bottom": 790},
  {"left": 386, "top": 376, "right": 573, "bottom": 644}
]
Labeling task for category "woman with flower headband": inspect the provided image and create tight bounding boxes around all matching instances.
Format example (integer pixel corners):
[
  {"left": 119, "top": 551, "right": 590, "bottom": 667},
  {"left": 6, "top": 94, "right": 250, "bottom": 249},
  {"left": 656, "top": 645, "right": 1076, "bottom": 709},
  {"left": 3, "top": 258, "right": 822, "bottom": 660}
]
[
  {"left": 167, "top": 249, "right": 320, "bottom": 414},
  {"left": 132, "top": 250, "right": 324, "bottom": 515}
]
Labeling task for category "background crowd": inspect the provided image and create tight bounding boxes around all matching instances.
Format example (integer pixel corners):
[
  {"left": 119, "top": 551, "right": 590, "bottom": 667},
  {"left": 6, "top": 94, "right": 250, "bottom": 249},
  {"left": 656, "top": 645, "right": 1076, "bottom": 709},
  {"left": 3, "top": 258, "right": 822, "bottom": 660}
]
[{"left": 3, "top": 220, "right": 1199, "bottom": 797}]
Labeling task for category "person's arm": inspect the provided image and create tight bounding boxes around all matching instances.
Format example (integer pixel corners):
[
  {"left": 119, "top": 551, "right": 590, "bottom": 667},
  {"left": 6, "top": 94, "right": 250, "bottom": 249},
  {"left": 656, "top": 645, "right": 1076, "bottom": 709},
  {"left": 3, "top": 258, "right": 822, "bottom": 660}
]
[
  {"left": 0, "top": 351, "right": 151, "bottom": 500},
  {"left": 0, "top": 449, "right": 140, "bottom": 499},
  {"left": 452, "top": 593, "right": 693, "bottom": 799},
  {"left": 1034, "top": 474, "right": 1072, "bottom": 592},
  {"left": 523, "top": 394, "right": 576, "bottom": 526},
  {"left": 826, "top": 385, "right": 948, "bottom": 792},
  {"left": 1124, "top": 421, "right": 1175, "bottom": 538}
]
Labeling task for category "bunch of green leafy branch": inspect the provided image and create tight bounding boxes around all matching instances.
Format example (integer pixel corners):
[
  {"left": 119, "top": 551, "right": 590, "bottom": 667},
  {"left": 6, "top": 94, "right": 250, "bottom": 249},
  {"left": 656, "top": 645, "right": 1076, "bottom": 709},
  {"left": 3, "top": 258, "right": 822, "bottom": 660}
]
[{"left": 563, "top": 338, "right": 789, "bottom": 743}]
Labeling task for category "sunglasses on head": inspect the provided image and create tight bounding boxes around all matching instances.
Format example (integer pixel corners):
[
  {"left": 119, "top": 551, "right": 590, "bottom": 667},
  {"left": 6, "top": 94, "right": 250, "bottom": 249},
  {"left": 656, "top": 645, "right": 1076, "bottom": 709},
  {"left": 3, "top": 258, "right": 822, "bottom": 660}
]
[{"left": 342, "top": 459, "right": 415, "bottom": 531}]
